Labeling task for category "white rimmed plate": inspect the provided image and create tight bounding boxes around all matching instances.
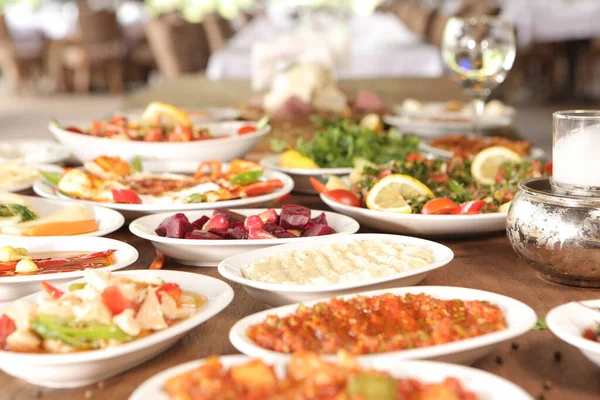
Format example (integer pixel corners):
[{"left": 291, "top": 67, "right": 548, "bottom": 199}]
[
  {"left": 229, "top": 285, "right": 537, "bottom": 365},
  {"left": 547, "top": 300, "right": 600, "bottom": 368},
  {"left": 0, "top": 236, "right": 138, "bottom": 301},
  {"left": 260, "top": 154, "right": 353, "bottom": 194},
  {"left": 418, "top": 141, "right": 548, "bottom": 161},
  {"left": 218, "top": 233, "right": 454, "bottom": 306},
  {"left": 0, "top": 269, "right": 234, "bottom": 388},
  {"left": 0, "top": 195, "right": 124, "bottom": 238},
  {"left": 122, "top": 107, "right": 241, "bottom": 123},
  {"left": 130, "top": 354, "right": 533, "bottom": 400},
  {"left": 49, "top": 120, "right": 269, "bottom": 163},
  {"left": 383, "top": 114, "right": 512, "bottom": 138},
  {"left": 0, "top": 140, "right": 70, "bottom": 165},
  {"left": 32, "top": 162, "right": 294, "bottom": 219},
  {"left": 321, "top": 194, "right": 507, "bottom": 236},
  {"left": 130, "top": 209, "right": 359, "bottom": 267},
  {"left": 2, "top": 163, "right": 63, "bottom": 193}
]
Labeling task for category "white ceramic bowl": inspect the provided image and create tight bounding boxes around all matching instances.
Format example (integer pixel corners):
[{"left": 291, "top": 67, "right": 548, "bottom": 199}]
[
  {"left": 0, "top": 195, "right": 124, "bottom": 238},
  {"left": 130, "top": 209, "right": 359, "bottom": 267},
  {"left": 547, "top": 300, "right": 600, "bottom": 368},
  {"left": 130, "top": 354, "right": 533, "bottom": 400},
  {"left": 321, "top": 194, "right": 507, "bottom": 236},
  {"left": 49, "top": 120, "right": 270, "bottom": 163},
  {"left": 123, "top": 107, "right": 241, "bottom": 123},
  {"left": 32, "top": 162, "right": 294, "bottom": 219},
  {"left": 0, "top": 236, "right": 138, "bottom": 301},
  {"left": 260, "top": 154, "right": 353, "bottom": 194},
  {"left": 230, "top": 285, "right": 537, "bottom": 365},
  {"left": 0, "top": 140, "right": 69, "bottom": 165},
  {"left": 0, "top": 270, "right": 234, "bottom": 388},
  {"left": 218, "top": 233, "right": 454, "bottom": 306}
]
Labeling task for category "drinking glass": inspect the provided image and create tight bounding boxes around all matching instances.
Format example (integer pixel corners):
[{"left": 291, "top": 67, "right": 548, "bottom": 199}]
[{"left": 441, "top": 17, "right": 516, "bottom": 136}]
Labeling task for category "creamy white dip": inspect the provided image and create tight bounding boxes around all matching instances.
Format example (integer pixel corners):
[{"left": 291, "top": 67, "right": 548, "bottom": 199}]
[
  {"left": 0, "top": 163, "right": 40, "bottom": 190},
  {"left": 241, "top": 240, "right": 434, "bottom": 285}
]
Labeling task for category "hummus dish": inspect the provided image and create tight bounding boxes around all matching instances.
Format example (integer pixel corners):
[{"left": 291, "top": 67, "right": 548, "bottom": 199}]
[{"left": 0, "top": 163, "right": 40, "bottom": 191}]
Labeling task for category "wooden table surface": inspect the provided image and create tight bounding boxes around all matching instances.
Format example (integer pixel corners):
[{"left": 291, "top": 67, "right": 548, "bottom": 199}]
[{"left": 2, "top": 77, "right": 599, "bottom": 399}]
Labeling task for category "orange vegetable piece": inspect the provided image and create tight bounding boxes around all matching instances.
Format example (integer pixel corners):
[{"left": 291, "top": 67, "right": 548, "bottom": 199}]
[{"left": 21, "top": 220, "right": 99, "bottom": 236}]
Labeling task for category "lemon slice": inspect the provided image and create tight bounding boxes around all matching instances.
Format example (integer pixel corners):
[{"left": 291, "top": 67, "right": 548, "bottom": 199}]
[
  {"left": 140, "top": 102, "right": 192, "bottom": 126},
  {"left": 471, "top": 146, "right": 522, "bottom": 185},
  {"left": 279, "top": 150, "right": 319, "bottom": 169},
  {"left": 359, "top": 113, "right": 383, "bottom": 132},
  {"left": 366, "top": 174, "right": 433, "bottom": 213}
]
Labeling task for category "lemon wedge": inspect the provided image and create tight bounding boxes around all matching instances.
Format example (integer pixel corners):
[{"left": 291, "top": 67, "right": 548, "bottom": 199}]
[
  {"left": 366, "top": 174, "right": 433, "bottom": 213},
  {"left": 471, "top": 146, "right": 522, "bottom": 185},
  {"left": 279, "top": 150, "right": 319, "bottom": 169},
  {"left": 359, "top": 113, "right": 383, "bottom": 132},
  {"left": 140, "top": 102, "right": 192, "bottom": 126},
  {"left": 498, "top": 201, "right": 511, "bottom": 213}
]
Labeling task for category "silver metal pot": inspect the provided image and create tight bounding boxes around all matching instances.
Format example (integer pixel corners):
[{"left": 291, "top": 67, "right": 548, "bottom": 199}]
[{"left": 507, "top": 177, "right": 600, "bottom": 287}]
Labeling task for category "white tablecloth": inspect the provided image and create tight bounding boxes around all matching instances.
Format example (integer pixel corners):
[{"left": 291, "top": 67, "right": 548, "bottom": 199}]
[{"left": 207, "top": 12, "right": 443, "bottom": 81}]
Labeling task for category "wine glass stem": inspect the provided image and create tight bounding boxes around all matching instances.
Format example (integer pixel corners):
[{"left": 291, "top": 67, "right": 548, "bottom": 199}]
[{"left": 471, "top": 97, "right": 485, "bottom": 137}]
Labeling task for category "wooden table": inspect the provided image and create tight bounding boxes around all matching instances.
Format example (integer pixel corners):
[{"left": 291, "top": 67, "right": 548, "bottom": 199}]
[{"left": 2, "top": 77, "right": 599, "bottom": 399}]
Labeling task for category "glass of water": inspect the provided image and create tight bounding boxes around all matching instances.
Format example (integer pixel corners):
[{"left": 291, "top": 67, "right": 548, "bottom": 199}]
[{"left": 441, "top": 17, "right": 516, "bottom": 136}]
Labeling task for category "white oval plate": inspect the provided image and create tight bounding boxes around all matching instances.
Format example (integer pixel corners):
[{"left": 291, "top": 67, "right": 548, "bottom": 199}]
[
  {"left": 122, "top": 106, "right": 241, "bottom": 123},
  {"left": 383, "top": 114, "right": 512, "bottom": 138},
  {"left": 0, "top": 195, "right": 124, "bottom": 238},
  {"left": 0, "top": 236, "right": 137, "bottom": 301},
  {"left": 218, "top": 233, "right": 454, "bottom": 306},
  {"left": 130, "top": 209, "right": 359, "bottom": 267},
  {"left": 547, "top": 300, "right": 600, "bottom": 368},
  {"left": 0, "top": 140, "right": 69, "bottom": 165},
  {"left": 418, "top": 142, "right": 548, "bottom": 161},
  {"left": 321, "top": 194, "right": 507, "bottom": 236},
  {"left": 230, "top": 285, "right": 537, "bottom": 365},
  {"left": 260, "top": 154, "right": 353, "bottom": 194},
  {"left": 32, "top": 162, "right": 294, "bottom": 218},
  {"left": 130, "top": 354, "right": 533, "bottom": 400},
  {"left": 2, "top": 164, "right": 63, "bottom": 193},
  {"left": 49, "top": 120, "right": 269, "bottom": 163},
  {"left": 394, "top": 101, "right": 516, "bottom": 121},
  {"left": 0, "top": 269, "right": 234, "bottom": 388}
]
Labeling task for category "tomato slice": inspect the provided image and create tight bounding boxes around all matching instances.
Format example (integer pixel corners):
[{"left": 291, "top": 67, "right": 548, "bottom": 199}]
[
  {"left": 237, "top": 126, "right": 257, "bottom": 135},
  {"left": 545, "top": 162, "right": 553, "bottom": 174},
  {"left": 168, "top": 125, "right": 193, "bottom": 142},
  {"left": 65, "top": 126, "right": 83, "bottom": 134},
  {"left": 156, "top": 283, "right": 183, "bottom": 306},
  {"left": 144, "top": 129, "right": 164, "bottom": 142},
  {"left": 421, "top": 198, "right": 460, "bottom": 215},
  {"left": 0, "top": 314, "right": 16, "bottom": 349},
  {"left": 102, "top": 286, "right": 134, "bottom": 315},
  {"left": 41, "top": 281, "right": 64, "bottom": 299},
  {"left": 244, "top": 180, "right": 284, "bottom": 197},
  {"left": 325, "top": 189, "right": 361, "bottom": 207},
  {"left": 458, "top": 200, "right": 486, "bottom": 215},
  {"left": 112, "top": 189, "right": 142, "bottom": 204},
  {"left": 309, "top": 177, "right": 328, "bottom": 194}
]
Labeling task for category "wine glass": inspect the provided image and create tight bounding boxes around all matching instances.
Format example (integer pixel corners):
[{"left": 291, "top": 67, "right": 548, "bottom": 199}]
[{"left": 441, "top": 16, "right": 516, "bottom": 136}]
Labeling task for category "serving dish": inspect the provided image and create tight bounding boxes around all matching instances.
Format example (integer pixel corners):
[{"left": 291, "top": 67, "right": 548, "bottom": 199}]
[
  {"left": 32, "top": 161, "right": 294, "bottom": 218},
  {"left": 547, "top": 300, "right": 600, "bottom": 367},
  {"left": 130, "top": 208, "right": 359, "bottom": 267},
  {"left": 49, "top": 120, "right": 270, "bottom": 163},
  {"left": 230, "top": 285, "right": 536, "bottom": 365},
  {"left": 0, "top": 140, "right": 69, "bottom": 165},
  {"left": 0, "top": 195, "right": 124, "bottom": 238},
  {"left": 0, "top": 269, "right": 234, "bottom": 388},
  {"left": 260, "top": 154, "right": 353, "bottom": 194},
  {"left": 0, "top": 236, "right": 137, "bottom": 301},
  {"left": 419, "top": 141, "right": 548, "bottom": 161},
  {"left": 130, "top": 354, "right": 533, "bottom": 400},
  {"left": 218, "top": 233, "right": 453, "bottom": 306},
  {"left": 321, "top": 194, "right": 507, "bottom": 236},
  {"left": 123, "top": 106, "right": 241, "bottom": 123}
]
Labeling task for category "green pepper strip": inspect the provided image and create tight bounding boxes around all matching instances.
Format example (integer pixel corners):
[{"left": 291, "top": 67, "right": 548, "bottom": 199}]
[
  {"left": 68, "top": 283, "right": 87, "bottom": 292},
  {"left": 130, "top": 155, "right": 143, "bottom": 173},
  {"left": 186, "top": 193, "right": 207, "bottom": 203},
  {"left": 40, "top": 170, "right": 63, "bottom": 186},
  {"left": 31, "top": 313, "right": 133, "bottom": 348},
  {"left": 231, "top": 170, "right": 263, "bottom": 185}
]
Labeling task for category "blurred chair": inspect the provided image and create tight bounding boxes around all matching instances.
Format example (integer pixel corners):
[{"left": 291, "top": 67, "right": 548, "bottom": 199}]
[
  {"left": 61, "top": 9, "right": 126, "bottom": 94},
  {"left": 202, "top": 13, "right": 235, "bottom": 53},
  {"left": 0, "top": 15, "right": 45, "bottom": 92},
  {"left": 145, "top": 14, "right": 209, "bottom": 81}
]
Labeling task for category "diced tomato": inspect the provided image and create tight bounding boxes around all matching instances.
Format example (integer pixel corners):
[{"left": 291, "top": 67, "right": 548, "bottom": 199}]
[
  {"left": 421, "top": 198, "right": 460, "bottom": 215},
  {"left": 41, "top": 281, "right": 64, "bottom": 299},
  {"left": 144, "top": 129, "right": 164, "bottom": 142},
  {"left": 168, "top": 125, "right": 192, "bottom": 142},
  {"left": 112, "top": 189, "right": 142, "bottom": 204},
  {"left": 149, "top": 250, "right": 166, "bottom": 270},
  {"left": 65, "top": 126, "right": 83, "bottom": 134},
  {"left": 0, "top": 314, "right": 16, "bottom": 349},
  {"left": 102, "top": 286, "right": 134, "bottom": 315},
  {"left": 110, "top": 115, "right": 127, "bottom": 126},
  {"left": 309, "top": 177, "right": 328, "bottom": 194},
  {"left": 244, "top": 180, "right": 284, "bottom": 197},
  {"left": 377, "top": 169, "right": 392, "bottom": 180},
  {"left": 429, "top": 173, "right": 449, "bottom": 183},
  {"left": 545, "top": 162, "right": 553, "bottom": 174},
  {"left": 325, "top": 189, "right": 361, "bottom": 207},
  {"left": 406, "top": 153, "right": 425, "bottom": 162},
  {"left": 458, "top": 200, "right": 486, "bottom": 215},
  {"left": 156, "top": 283, "right": 183, "bottom": 306},
  {"left": 237, "top": 126, "right": 257, "bottom": 135}
]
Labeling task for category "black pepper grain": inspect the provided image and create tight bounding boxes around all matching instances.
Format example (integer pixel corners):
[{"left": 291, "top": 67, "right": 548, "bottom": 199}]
[
  {"left": 554, "top": 351, "right": 562, "bottom": 362},
  {"left": 511, "top": 342, "right": 519, "bottom": 350}
]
